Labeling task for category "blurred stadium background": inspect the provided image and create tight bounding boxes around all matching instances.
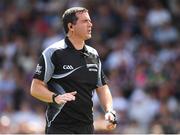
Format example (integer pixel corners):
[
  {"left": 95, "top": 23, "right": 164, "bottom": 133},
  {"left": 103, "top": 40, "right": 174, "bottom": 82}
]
[{"left": 0, "top": 0, "right": 180, "bottom": 133}]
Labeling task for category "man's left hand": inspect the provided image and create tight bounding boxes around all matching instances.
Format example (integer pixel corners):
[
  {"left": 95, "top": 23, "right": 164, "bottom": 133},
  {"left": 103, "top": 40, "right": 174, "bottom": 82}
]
[{"left": 105, "top": 110, "right": 117, "bottom": 130}]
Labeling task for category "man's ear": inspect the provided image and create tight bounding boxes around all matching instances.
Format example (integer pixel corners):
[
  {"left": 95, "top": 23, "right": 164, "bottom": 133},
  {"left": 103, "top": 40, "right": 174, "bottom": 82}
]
[{"left": 68, "top": 23, "right": 73, "bottom": 31}]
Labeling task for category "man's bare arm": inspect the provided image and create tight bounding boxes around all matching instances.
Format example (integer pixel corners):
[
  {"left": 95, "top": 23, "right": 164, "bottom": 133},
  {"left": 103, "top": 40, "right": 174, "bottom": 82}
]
[
  {"left": 96, "top": 84, "right": 113, "bottom": 112},
  {"left": 96, "top": 84, "right": 117, "bottom": 130},
  {"left": 30, "top": 79, "right": 76, "bottom": 104}
]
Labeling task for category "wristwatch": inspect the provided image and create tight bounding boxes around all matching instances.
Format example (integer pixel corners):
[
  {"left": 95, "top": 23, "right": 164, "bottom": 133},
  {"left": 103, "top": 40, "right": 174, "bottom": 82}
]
[
  {"left": 106, "top": 110, "right": 117, "bottom": 124},
  {"left": 52, "top": 93, "right": 59, "bottom": 105}
]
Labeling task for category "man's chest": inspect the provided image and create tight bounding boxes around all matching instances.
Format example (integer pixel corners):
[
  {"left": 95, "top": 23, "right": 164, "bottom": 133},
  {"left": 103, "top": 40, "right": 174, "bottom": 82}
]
[{"left": 52, "top": 50, "right": 99, "bottom": 83}]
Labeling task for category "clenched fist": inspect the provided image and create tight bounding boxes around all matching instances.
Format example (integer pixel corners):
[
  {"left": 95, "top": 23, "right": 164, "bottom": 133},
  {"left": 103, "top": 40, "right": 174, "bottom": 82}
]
[{"left": 105, "top": 110, "right": 117, "bottom": 130}]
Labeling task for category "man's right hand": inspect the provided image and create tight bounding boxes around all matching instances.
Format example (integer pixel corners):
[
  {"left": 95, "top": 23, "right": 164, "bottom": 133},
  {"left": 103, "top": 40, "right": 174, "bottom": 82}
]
[{"left": 54, "top": 91, "right": 77, "bottom": 104}]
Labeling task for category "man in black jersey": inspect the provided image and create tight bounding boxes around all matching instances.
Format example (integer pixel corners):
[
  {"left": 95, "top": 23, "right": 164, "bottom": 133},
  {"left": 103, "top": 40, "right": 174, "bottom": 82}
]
[{"left": 30, "top": 7, "right": 116, "bottom": 134}]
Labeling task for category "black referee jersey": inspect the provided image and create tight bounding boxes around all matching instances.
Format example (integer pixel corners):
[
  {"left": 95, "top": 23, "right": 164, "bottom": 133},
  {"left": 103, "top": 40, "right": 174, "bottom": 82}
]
[{"left": 33, "top": 37, "right": 107, "bottom": 127}]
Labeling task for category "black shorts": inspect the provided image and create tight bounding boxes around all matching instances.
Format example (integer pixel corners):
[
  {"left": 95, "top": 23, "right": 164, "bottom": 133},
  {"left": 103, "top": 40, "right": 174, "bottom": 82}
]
[{"left": 45, "top": 124, "right": 94, "bottom": 134}]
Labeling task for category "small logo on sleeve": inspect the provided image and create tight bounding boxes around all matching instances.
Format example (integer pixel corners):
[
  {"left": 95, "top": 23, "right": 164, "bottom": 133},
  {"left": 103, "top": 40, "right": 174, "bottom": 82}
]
[{"left": 35, "top": 64, "right": 42, "bottom": 75}]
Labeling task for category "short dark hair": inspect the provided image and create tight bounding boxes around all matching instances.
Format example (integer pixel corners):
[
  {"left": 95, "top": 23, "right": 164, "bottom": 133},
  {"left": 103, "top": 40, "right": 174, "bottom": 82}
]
[{"left": 62, "top": 7, "right": 88, "bottom": 33}]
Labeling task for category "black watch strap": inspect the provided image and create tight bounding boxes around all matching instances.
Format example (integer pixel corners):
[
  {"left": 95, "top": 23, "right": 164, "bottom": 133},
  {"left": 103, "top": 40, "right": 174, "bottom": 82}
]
[
  {"left": 108, "top": 111, "right": 117, "bottom": 124},
  {"left": 110, "top": 111, "right": 116, "bottom": 118},
  {"left": 52, "top": 93, "right": 59, "bottom": 105}
]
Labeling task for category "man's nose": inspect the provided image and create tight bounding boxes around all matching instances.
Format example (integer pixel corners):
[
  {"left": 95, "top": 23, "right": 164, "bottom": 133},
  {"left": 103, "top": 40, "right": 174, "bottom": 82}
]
[{"left": 89, "top": 21, "right": 93, "bottom": 27}]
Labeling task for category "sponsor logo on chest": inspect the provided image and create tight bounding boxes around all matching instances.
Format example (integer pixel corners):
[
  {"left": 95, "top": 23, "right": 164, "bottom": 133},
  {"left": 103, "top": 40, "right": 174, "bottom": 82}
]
[{"left": 63, "top": 65, "right": 74, "bottom": 70}]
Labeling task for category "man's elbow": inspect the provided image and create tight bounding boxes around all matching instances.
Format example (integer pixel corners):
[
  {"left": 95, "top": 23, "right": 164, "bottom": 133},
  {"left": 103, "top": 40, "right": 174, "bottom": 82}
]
[
  {"left": 30, "top": 81, "right": 38, "bottom": 98},
  {"left": 30, "top": 85, "right": 36, "bottom": 97}
]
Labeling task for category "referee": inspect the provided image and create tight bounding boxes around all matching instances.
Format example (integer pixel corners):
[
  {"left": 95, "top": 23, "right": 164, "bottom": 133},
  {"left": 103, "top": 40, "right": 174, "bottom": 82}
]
[{"left": 30, "top": 7, "right": 116, "bottom": 134}]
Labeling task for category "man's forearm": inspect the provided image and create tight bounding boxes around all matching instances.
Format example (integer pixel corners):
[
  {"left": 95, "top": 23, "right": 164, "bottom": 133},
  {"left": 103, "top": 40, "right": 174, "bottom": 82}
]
[
  {"left": 30, "top": 79, "right": 77, "bottom": 105},
  {"left": 96, "top": 84, "right": 113, "bottom": 112},
  {"left": 30, "top": 79, "right": 54, "bottom": 103},
  {"left": 96, "top": 85, "right": 117, "bottom": 130}
]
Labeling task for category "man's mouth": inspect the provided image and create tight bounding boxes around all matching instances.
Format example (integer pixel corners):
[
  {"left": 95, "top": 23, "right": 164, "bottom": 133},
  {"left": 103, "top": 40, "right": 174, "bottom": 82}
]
[{"left": 88, "top": 30, "right": 91, "bottom": 34}]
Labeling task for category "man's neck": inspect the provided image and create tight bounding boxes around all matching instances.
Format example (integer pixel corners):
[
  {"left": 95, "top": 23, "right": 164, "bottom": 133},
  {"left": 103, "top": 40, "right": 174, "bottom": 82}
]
[{"left": 68, "top": 35, "right": 85, "bottom": 50}]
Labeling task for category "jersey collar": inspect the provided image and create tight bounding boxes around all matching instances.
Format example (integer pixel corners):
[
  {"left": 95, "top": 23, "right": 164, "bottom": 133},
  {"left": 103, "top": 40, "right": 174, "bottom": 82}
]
[{"left": 65, "top": 36, "right": 88, "bottom": 53}]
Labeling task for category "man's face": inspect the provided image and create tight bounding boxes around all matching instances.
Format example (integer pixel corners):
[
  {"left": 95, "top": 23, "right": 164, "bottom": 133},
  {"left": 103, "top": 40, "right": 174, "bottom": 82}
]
[{"left": 72, "top": 12, "right": 92, "bottom": 40}]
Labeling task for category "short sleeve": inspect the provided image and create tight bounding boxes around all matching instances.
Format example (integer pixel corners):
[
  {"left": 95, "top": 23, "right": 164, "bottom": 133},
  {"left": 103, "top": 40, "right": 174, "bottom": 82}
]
[
  {"left": 33, "top": 55, "right": 46, "bottom": 81},
  {"left": 33, "top": 48, "right": 55, "bottom": 83}
]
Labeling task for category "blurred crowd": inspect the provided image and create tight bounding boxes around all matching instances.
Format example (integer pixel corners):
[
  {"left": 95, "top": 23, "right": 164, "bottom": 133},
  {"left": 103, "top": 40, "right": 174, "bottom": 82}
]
[{"left": 0, "top": 0, "right": 179, "bottom": 133}]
